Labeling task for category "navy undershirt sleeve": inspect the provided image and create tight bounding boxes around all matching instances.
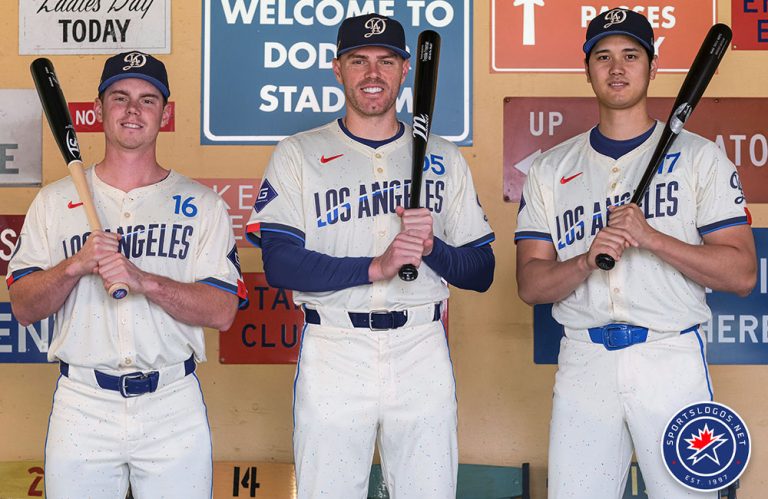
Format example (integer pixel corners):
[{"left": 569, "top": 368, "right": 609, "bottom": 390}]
[
  {"left": 423, "top": 237, "right": 495, "bottom": 292},
  {"left": 261, "top": 230, "right": 372, "bottom": 292}
]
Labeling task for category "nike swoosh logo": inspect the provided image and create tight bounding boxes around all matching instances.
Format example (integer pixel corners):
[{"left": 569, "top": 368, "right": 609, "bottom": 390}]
[
  {"left": 560, "top": 172, "right": 583, "bottom": 184},
  {"left": 320, "top": 154, "right": 344, "bottom": 164},
  {"left": 67, "top": 201, "right": 84, "bottom": 209}
]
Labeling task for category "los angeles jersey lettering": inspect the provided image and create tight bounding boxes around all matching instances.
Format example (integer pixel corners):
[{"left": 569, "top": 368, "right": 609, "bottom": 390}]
[{"left": 312, "top": 179, "right": 445, "bottom": 228}]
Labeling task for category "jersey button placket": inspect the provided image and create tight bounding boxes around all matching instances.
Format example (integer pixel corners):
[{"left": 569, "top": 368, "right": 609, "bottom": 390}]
[
  {"left": 115, "top": 249, "right": 134, "bottom": 370},
  {"left": 374, "top": 151, "right": 385, "bottom": 177},
  {"left": 372, "top": 151, "right": 388, "bottom": 252},
  {"left": 609, "top": 164, "right": 621, "bottom": 193},
  {"left": 371, "top": 151, "right": 389, "bottom": 310},
  {"left": 607, "top": 269, "right": 628, "bottom": 318}
]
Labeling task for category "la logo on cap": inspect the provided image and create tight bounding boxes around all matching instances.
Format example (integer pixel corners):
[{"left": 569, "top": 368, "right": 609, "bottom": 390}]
[
  {"left": 122, "top": 52, "right": 147, "bottom": 71},
  {"left": 603, "top": 9, "right": 627, "bottom": 28},
  {"left": 364, "top": 17, "right": 387, "bottom": 38}
]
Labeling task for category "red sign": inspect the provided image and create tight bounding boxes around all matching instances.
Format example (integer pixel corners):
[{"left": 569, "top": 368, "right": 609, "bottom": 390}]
[
  {"left": 503, "top": 98, "right": 768, "bottom": 203},
  {"left": 732, "top": 0, "right": 768, "bottom": 50},
  {"left": 491, "top": 1, "right": 716, "bottom": 72},
  {"left": 69, "top": 102, "right": 175, "bottom": 132},
  {"left": 0, "top": 216, "right": 25, "bottom": 276},
  {"left": 220, "top": 272, "right": 303, "bottom": 364},
  {"left": 196, "top": 178, "right": 259, "bottom": 247}
]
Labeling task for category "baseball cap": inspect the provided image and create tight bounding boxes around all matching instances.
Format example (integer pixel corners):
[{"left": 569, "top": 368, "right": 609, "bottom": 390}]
[
  {"left": 98, "top": 51, "right": 170, "bottom": 98},
  {"left": 583, "top": 8, "right": 655, "bottom": 56},
  {"left": 336, "top": 14, "right": 410, "bottom": 59}
]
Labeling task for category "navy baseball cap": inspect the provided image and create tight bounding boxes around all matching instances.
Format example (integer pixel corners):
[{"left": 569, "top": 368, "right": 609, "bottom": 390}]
[
  {"left": 98, "top": 51, "right": 170, "bottom": 98},
  {"left": 336, "top": 14, "right": 410, "bottom": 59},
  {"left": 583, "top": 8, "right": 655, "bottom": 56}
]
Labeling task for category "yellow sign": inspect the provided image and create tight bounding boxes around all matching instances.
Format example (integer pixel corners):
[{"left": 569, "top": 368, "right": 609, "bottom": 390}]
[
  {"left": 213, "top": 462, "right": 296, "bottom": 499},
  {"left": 0, "top": 461, "right": 45, "bottom": 498}
]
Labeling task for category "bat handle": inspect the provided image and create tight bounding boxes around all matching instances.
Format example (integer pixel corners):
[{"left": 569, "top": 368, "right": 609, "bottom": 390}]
[
  {"left": 108, "top": 282, "right": 130, "bottom": 300},
  {"left": 67, "top": 161, "right": 131, "bottom": 300},
  {"left": 398, "top": 264, "right": 419, "bottom": 281},
  {"left": 595, "top": 253, "right": 616, "bottom": 271}
]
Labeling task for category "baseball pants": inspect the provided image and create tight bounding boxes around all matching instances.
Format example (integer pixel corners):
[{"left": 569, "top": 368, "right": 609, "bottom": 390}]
[
  {"left": 45, "top": 372, "right": 212, "bottom": 498},
  {"left": 547, "top": 330, "right": 717, "bottom": 499},
  {"left": 293, "top": 320, "right": 458, "bottom": 498}
]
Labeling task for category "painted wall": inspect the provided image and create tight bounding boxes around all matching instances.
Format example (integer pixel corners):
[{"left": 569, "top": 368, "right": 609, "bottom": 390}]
[{"left": 1, "top": 2, "right": 767, "bottom": 498}]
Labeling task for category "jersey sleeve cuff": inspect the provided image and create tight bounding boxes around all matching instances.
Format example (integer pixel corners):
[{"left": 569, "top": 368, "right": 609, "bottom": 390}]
[
  {"left": 698, "top": 216, "right": 749, "bottom": 236},
  {"left": 247, "top": 222, "right": 306, "bottom": 249},
  {"left": 199, "top": 277, "right": 249, "bottom": 309},
  {"left": 5, "top": 267, "right": 43, "bottom": 288},
  {"left": 514, "top": 231, "right": 553, "bottom": 244},
  {"left": 461, "top": 232, "right": 495, "bottom": 248}
]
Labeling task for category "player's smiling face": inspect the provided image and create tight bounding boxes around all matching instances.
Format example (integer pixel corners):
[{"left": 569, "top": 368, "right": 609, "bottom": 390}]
[
  {"left": 95, "top": 78, "right": 171, "bottom": 152},
  {"left": 333, "top": 46, "right": 409, "bottom": 119},
  {"left": 585, "top": 35, "right": 657, "bottom": 112}
]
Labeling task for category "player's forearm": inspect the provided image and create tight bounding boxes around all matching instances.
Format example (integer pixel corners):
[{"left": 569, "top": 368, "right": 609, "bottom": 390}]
[
  {"left": 422, "top": 238, "right": 495, "bottom": 291},
  {"left": 261, "top": 231, "right": 372, "bottom": 291},
  {"left": 643, "top": 229, "right": 756, "bottom": 296},
  {"left": 8, "top": 259, "right": 84, "bottom": 326},
  {"left": 141, "top": 275, "right": 239, "bottom": 330},
  {"left": 516, "top": 253, "right": 592, "bottom": 305}
]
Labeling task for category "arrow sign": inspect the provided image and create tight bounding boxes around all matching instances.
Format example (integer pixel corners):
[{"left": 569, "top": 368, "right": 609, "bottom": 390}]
[{"left": 513, "top": 0, "right": 545, "bottom": 46}]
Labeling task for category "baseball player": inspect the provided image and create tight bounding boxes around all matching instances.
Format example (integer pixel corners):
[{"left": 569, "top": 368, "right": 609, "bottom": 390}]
[
  {"left": 246, "top": 14, "right": 494, "bottom": 498},
  {"left": 515, "top": 9, "right": 756, "bottom": 499},
  {"left": 7, "top": 52, "right": 247, "bottom": 498}
]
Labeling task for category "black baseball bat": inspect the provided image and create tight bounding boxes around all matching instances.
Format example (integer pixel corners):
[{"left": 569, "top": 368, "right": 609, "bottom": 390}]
[
  {"left": 30, "top": 58, "right": 129, "bottom": 299},
  {"left": 399, "top": 30, "right": 441, "bottom": 281},
  {"left": 595, "top": 23, "right": 732, "bottom": 271}
]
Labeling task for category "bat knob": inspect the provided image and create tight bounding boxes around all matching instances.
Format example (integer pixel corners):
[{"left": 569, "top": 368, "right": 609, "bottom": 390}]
[
  {"left": 595, "top": 253, "right": 616, "bottom": 271},
  {"left": 398, "top": 264, "right": 419, "bottom": 282},
  {"left": 109, "top": 282, "right": 130, "bottom": 300}
]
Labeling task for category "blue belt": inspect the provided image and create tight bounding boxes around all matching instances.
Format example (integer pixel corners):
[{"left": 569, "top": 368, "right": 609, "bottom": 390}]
[
  {"left": 304, "top": 303, "right": 441, "bottom": 330},
  {"left": 59, "top": 355, "right": 196, "bottom": 398},
  {"left": 588, "top": 324, "right": 698, "bottom": 351}
]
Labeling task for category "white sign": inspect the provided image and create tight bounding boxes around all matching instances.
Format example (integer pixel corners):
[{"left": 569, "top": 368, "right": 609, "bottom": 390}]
[
  {"left": 19, "top": 0, "right": 171, "bottom": 55},
  {"left": 0, "top": 90, "right": 42, "bottom": 186}
]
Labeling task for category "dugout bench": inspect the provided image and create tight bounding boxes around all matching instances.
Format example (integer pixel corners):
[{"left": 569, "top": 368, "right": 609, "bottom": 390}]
[{"left": 368, "top": 462, "right": 531, "bottom": 499}]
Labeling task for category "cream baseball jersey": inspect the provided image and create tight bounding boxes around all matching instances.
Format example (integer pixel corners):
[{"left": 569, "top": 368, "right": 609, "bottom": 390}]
[
  {"left": 246, "top": 120, "right": 493, "bottom": 311},
  {"left": 515, "top": 124, "right": 750, "bottom": 332},
  {"left": 7, "top": 168, "right": 247, "bottom": 371}
]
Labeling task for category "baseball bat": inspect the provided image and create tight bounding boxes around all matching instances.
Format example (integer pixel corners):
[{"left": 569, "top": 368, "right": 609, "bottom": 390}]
[
  {"left": 399, "top": 30, "right": 441, "bottom": 281},
  {"left": 30, "top": 58, "right": 129, "bottom": 299},
  {"left": 595, "top": 23, "right": 732, "bottom": 271}
]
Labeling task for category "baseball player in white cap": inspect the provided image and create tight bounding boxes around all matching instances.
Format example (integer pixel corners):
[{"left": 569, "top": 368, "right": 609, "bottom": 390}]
[
  {"left": 515, "top": 8, "right": 755, "bottom": 499},
  {"left": 247, "top": 13, "right": 494, "bottom": 499},
  {"left": 7, "top": 51, "right": 247, "bottom": 498}
]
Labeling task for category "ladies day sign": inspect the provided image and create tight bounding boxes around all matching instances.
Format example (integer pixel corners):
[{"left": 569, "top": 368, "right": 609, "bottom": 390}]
[{"left": 202, "top": 0, "right": 472, "bottom": 144}]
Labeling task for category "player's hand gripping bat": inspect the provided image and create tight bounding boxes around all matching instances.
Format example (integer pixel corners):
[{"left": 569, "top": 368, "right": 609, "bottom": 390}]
[
  {"left": 399, "top": 30, "right": 441, "bottom": 281},
  {"left": 30, "top": 58, "right": 130, "bottom": 299},
  {"left": 595, "top": 23, "right": 733, "bottom": 271}
]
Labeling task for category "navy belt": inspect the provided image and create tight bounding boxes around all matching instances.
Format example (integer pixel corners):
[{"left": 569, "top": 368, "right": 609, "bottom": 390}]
[
  {"left": 60, "top": 355, "right": 196, "bottom": 398},
  {"left": 588, "top": 323, "right": 698, "bottom": 351},
  {"left": 305, "top": 303, "right": 441, "bottom": 330}
]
